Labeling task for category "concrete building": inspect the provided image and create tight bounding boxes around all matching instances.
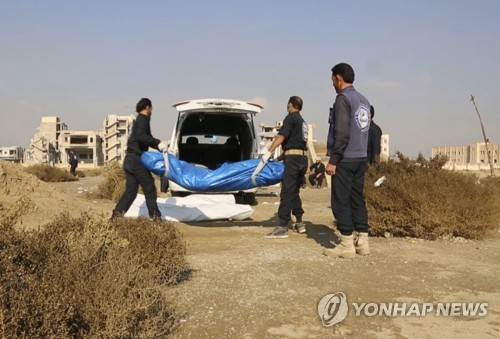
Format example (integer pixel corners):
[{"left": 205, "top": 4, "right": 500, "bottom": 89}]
[
  {"left": 25, "top": 114, "right": 137, "bottom": 167},
  {"left": 102, "top": 114, "right": 135, "bottom": 164},
  {"left": 0, "top": 146, "right": 24, "bottom": 163},
  {"left": 24, "top": 116, "right": 67, "bottom": 164},
  {"left": 58, "top": 130, "right": 103, "bottom": 167},
  {"left": 258, "top": 121, "right": 317, "bottom": 160},
  {"left": 381, "top": 134, "right": 390, "bottom": 161},
  {"left": 432, "top": 141, "right": 500, "bottom": 170},
  {"left": 258, "top": 121, "right": 281, "bottom": 160}
]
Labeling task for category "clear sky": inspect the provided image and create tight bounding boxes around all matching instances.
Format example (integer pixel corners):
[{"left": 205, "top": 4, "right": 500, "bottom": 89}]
[{"left": 1, "top": 0, "right": 499, "bottom": 157}]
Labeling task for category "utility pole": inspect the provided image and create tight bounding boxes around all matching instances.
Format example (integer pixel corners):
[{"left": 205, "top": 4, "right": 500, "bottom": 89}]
[{"left": 470, "top": 95, "right": 495, "bottom": 177}]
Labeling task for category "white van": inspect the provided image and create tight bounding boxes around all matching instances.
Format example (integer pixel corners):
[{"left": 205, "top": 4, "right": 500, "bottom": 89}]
[{"left": 167, "top": 98, "right": 263, "bottom": 204}]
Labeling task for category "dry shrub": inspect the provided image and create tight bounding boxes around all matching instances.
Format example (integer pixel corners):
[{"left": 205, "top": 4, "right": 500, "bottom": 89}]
[
  {"left": 0, "top": 196, "right": 37, "bottom": 228},
  {"left": 92, "top": 162, "right": 160, "bottom": 201},
  {"left": 1, "top": 161, "right": 55, "bottom": 198},
  {"left": 366, "top": 152, "right": 500, "bottom": 240},
  {"left": 25, "top": 164, "right": 78, "bottom": 182},
  {"left": 0, "top": 213, "right": 188, "bottom": 338},
  {"left": 80, "top": 168, "right": 104, "bottom": 177},
  {"left": 480, "top": 175, "right": 500, "bottom": 190},
  {"left": 92, "top": 162, "right": 126, "bottom": 201}
]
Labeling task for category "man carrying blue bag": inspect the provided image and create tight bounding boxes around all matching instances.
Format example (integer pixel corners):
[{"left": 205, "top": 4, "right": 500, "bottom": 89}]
[{"left": 111, "top": 98, "right": 168, "bottom": 220}]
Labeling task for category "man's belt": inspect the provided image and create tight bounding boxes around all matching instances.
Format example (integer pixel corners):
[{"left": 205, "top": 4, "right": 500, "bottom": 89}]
[{"left": 283, "top": 149, "right": 307, "bottom": 156}]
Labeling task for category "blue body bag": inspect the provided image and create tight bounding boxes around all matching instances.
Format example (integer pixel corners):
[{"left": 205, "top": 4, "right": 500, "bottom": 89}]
[{"left": 141, "top": 151, "right": 284, "bottom": 192}]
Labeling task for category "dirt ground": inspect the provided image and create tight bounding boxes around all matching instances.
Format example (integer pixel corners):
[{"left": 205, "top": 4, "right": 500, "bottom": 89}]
[{"left": 4, "top": 165, "right": 500, "bottom": 338}]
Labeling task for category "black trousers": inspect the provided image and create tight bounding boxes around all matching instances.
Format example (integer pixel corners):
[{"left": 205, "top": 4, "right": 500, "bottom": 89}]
[
  {"left": 278, "top": 155, "right": 308, "bottom": 226},
  {"left": 308, "top": 173, "right": 325, "bottom": 187},
  {"left": 331, "top": 161, "right": 369, "bottom": 235},
  {"left": 112, "top": 154, "right": 161, "bottom": 219},
  {"left": 70, "top": 165, "right": 77, "bottom": 176}
]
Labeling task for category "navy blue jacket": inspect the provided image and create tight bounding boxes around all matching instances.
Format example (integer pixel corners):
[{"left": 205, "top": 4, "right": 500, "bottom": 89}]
[
  {"left": 327, "top": 86, "right": 370, "bottom": 164},
  {"left": 126, "top": 114, "right": 160, "bottom": 155}
]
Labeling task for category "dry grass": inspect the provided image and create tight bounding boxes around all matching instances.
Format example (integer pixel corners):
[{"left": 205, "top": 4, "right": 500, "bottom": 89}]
[
  {"left": 90, "top": 162, "right": 126, "bottom": 202},
  {"left": 366, "top": 152, "right": 500, "bottom": 239},
  {"left": 24, "top": 164, "right": 78, "bottom": 182},
  {"left": 80, "top": 168, "right": 105, "bottom": 177},
  {"left": 91, "top": 162, "right": 162, "bottom": 202},
  {"left": 0, "top": 212, "right": 188, "bottom": 338}
]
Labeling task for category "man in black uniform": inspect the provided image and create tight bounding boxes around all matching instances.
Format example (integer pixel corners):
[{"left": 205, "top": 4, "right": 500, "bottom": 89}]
[
  {"left": 367, "top": 105, "right": 383, "bottom": 164},
  {"left": 111, "top": 98, "right": 167, "bottom": 220},
  {"left": 262, "top": 96, "right": 309, "bottom": 238},
  {"left": 68, "top": 150, "right": 78, "bottom": 176},
  {"left": 324, "top": 63, "right": 371, "bottom": 258}
]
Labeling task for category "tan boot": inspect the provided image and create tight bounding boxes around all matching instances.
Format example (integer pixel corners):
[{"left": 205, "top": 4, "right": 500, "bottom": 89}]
[
  {"left": 355, "top": 232, "right": 370, "bottom": 256},
  {"left": 323, "top": 234, "right": 355, "bottom": 259}
]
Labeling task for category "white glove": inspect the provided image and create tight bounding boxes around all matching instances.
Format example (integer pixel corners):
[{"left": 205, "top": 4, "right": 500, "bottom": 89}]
[
  {"left": 261, "top": 148, "right": 273, "bottom": 163},
  {"left": 252, "top": 149, "right": 272, "bottom": 186},
  {"left": 158, "top": 141, "right": 168, "bottom": 152}
]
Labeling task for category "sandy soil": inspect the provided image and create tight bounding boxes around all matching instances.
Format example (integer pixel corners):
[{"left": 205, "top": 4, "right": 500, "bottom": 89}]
[
  {"left": 169, "top": 187, "right": 500, "bottom": 338},
  {"left": 4, "top": 164, "right": 499, "bottom": 338}
]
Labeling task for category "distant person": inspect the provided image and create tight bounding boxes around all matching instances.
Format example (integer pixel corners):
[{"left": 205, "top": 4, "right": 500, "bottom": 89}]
[
  {"left": 261, "top": 96, "right": 309, "bottom": 238},
  {"left": 111, "top": 98, "right": 167, "bottom": 220},
  {"left": 367, "top": 105, "right": 383, "bottom": 164},
  {"left": 308, "top": 158, "right": 325, "bottom": 188},
  {"left": 68, "top": 150, "right": 78, "bottom": 176},
  {"left": 324, "top": 63, "right": 371, "bottom": 258}
]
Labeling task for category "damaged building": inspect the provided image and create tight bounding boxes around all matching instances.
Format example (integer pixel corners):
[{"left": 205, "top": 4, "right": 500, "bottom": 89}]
[
  {"left": 0, "top": 146, "right": 24, "bottom": 163},
  {"left": 24, "top": 114, "right": 135, "bottom": 168},
  {"left": 102, "top": 114, "right": 135, "bottom": 164},
  {"left": 24, "top": 117, "right": 66, "bottom": 165}
]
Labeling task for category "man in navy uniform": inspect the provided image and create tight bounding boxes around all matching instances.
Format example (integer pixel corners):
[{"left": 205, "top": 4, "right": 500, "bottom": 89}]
[
  {"left": 324, "top": 63, "right": 371, "bottom": 258},
  {"left": 367, "top": 105, "right": 383, "bottom": 164},
  {"left": 68, "top": 150, "right": 78, "bottom": 176},
  {"left": 112, "top": 98, "right": 167, "bottom": 220},
  {"left": 262, "top": 96, "right": 309, "bottom": 238}
]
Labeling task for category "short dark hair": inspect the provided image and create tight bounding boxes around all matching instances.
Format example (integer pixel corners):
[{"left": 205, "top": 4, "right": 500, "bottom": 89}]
[
  {"left": 370, "top": 105, "right": 375, "bottom": 119},
  {"left": 288, "top": 96, "right": 303, "bottom": 111},
  {"left": 331, "top": 63, "right": 355, "bottom": 83},
  {"left": 136, "top": 98, "right": 152, "bottom": 113}
]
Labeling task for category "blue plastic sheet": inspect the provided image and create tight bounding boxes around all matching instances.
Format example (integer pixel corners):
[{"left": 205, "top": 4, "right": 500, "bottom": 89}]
[{"left": 141, "top": 151, "right": 284, "bottom": 191}]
